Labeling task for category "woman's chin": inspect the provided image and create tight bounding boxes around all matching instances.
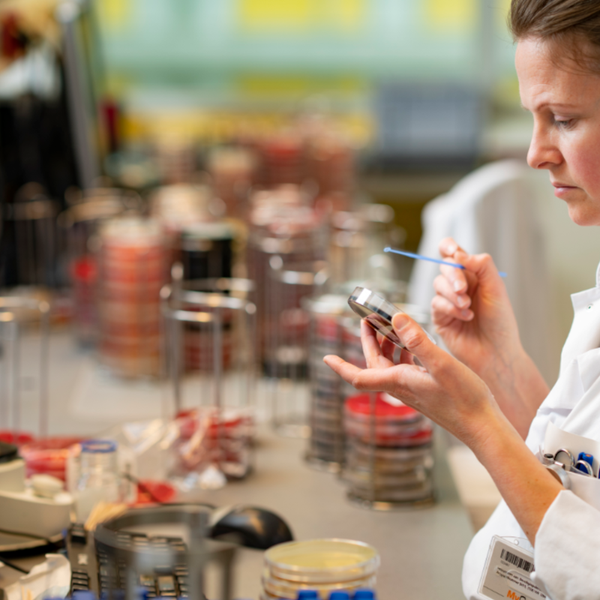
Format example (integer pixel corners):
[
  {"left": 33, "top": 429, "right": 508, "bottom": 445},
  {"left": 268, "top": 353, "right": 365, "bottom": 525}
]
[{"left": 566, "top": 204, "right": 600, "bottom": 227}]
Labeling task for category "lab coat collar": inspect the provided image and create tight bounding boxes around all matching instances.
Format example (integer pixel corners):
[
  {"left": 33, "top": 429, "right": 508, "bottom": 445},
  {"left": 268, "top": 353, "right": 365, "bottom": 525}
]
[{"left": 561, "top": 282, "right": 600, "bottom": 373}]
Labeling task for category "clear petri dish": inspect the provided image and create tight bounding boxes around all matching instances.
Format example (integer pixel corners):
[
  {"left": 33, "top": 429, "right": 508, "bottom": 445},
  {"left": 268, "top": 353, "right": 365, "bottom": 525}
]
[
  {"left": 262, "top": 572, "right": 376, "bottom": 599},
  {"left": 347, "top": 287, "right": 436, "bottom": 350},
  {"left": 264, "top": 538, "right": 379, "bottom": 584},
  {"left": 348, "top": 287, "right": 405, "bottom": 348}
]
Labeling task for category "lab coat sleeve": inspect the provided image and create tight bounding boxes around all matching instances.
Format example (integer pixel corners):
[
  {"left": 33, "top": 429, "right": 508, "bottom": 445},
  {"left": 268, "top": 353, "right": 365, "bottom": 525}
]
[{"left": 533, "top": 489, "right": 600, "bottom": 599}]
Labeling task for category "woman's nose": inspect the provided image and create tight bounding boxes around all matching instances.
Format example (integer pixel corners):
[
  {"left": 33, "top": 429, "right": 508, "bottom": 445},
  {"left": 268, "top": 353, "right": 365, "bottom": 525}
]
[{"left": 527, "top": 124, "right": 562, "bottom": 170}]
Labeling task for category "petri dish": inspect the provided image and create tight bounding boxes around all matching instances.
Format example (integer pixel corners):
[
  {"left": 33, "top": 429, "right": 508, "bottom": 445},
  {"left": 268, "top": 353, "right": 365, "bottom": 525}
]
[
  {"left": 348, "top": 287, "right": 405, "bottom": 348},
  {"left": 262, "top": 572, "right": 376, "bottom": 599},
  {"left": 347, "top": 287, "right": 436, "bottom": 349},
  {"left": 264, "top": 539, "right": 379, "bottom": 583},
  {"left": 344, "top": 393, "right": 421, "bottom": 422}
]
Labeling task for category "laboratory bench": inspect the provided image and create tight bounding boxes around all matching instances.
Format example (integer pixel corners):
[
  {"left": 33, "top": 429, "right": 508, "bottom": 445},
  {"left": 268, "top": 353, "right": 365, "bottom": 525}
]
[{"left": 1, "top": 331, "right": 476, "bottom": 600}]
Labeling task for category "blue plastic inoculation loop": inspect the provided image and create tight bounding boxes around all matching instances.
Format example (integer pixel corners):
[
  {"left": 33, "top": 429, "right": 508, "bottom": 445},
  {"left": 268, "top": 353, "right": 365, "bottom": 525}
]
[{"left": 383, "top": 247, "right": 507, "bottom": 278}]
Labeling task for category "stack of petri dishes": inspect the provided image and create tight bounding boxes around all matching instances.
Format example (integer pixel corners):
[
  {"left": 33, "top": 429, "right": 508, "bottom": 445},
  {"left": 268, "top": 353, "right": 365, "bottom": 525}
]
[
  {"left": 305, "top": 294, "right": 351, "bottom": 470},
  {"left": 343, "top": 393, "right": 434, "bottom": 509},
  {"left": 97, "top": 218, "right": 166, "bottom": 378},
  {"left": 261, "top": 539, "right": 379, "bottom": 600}
]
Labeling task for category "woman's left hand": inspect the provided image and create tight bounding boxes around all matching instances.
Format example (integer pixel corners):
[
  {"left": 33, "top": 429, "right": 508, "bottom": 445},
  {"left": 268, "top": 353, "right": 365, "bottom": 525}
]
[
  {"left": 324, "top": 314, "right": 502, "bottom": 447},
  {"left": 325, "top": 313, "right": 563, "bottom": 546}
]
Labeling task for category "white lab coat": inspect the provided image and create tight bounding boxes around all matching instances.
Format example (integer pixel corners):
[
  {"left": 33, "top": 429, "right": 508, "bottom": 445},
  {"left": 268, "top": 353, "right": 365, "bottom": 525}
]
[{"left": 462, "top": 261, "right": 600, "bottom": 600}]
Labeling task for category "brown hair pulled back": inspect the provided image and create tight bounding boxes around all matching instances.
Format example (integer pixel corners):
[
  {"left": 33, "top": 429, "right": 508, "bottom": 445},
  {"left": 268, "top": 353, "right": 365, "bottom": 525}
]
[{"left": 510, "top": 0, "right": 600, "bottom": 73}]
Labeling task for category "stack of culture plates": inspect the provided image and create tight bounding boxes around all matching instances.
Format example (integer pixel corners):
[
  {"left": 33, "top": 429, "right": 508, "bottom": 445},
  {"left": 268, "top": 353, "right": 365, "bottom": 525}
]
[
  {"left": 304, "top": 294, "right": 351, "bottom": 470},
  {"left": 97, "top": 217, "right": 166, "bottom": 378},
  {"left": 343, "top": 392, "right": 435, "bottom": 509},
  {"left": 261, "top": 539, "right": 379, "bottom": 600}
]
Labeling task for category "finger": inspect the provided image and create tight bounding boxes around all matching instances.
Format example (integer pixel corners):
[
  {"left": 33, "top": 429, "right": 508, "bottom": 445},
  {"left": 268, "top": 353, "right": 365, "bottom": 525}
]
[
  {"left": 323, "top": 355, "right": 363, "bottom": 386},
  {"left": 399, "top": 347, "right": 415, "bottom": 365},
  {"left": 438, "top": 237, "right": 465, "bottom": 259},
  {"left": 438, "top": 238, "right": 474, "bottom": 293},
  {"left": 360, "top": 320, "right": 394, "bottom": 369},
  {"left": 391, "top": 313, "right": 449, "bottom": 374},
  {"left": 433, "top": 274, "right": 471, "bottom": 310},
  {"left": 350, "top": 362, "right": 429, "bottom": 403},
  {"left": 380, "top": 337, "right": 396, "bottom": 363},
  {"left": 431, "top": 290, "right": 474, "bottom": 324},
  {"left": 438, "top": 263, "right": 469, "bottom": 294}
]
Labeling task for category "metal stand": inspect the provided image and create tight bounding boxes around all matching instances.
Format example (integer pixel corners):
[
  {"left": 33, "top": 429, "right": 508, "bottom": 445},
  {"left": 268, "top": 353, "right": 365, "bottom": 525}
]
[
  {"left": 264, "top": 257, "right": 327, "bottom": 438},
  {"left": 0, "top": 296, "right": 50, "bottom": 437},
  {"left": 9, "top": 184, "right": 59, "bottom": 288},
  {"left": 161, "top": 279, "right": 256, "bottom": 482},
  {"left": 57, "top": 188, "right": 142, "bottom": 345},
  {"left": 95, "top": 504, "right": 237, "bottom": 600}
]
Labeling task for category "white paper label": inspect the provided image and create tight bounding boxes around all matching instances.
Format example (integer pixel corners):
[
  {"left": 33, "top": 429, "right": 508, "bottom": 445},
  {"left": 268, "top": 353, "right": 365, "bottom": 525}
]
[{"left": 478, "top": 536, "right": 547, "bottom": 600}]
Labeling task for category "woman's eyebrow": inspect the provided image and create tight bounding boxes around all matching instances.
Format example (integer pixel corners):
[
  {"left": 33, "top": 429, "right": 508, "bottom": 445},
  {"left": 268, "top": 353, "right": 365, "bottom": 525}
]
[{"left": 521, "top": 101, "right": 579, "bottom": 112}]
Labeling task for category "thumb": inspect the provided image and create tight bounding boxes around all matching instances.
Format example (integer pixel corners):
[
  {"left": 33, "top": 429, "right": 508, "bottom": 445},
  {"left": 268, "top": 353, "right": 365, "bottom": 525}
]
[{"left": 392, "top": 313, "right": 442, "bottom": 372}]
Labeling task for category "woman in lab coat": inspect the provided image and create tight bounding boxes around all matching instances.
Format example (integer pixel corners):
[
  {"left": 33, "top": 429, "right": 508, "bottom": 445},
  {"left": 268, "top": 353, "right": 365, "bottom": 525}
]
[{"left": 325, "top": 1, "right": 600, "bottom": 598}]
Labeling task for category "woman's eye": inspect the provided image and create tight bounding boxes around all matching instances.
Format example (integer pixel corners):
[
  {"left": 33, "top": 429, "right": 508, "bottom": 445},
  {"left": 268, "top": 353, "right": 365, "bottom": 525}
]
[{"left": 553, "top": 117, "right": 574, "bottom": 129}]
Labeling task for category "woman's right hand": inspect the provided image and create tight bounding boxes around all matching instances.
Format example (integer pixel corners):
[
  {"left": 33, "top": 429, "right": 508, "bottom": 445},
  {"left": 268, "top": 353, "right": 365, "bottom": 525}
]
[
  {"left": 432, "top": 237, "right": 549, "bottom": 437},
  {"left": 431, "top": 237, "right": 522, "bottom": 378}
]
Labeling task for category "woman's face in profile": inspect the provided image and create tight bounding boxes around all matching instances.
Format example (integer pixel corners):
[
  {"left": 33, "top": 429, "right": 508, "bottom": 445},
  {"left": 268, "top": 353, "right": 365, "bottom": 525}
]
[{"left": 517, "top": 37, "right": 600, "bottom": 226}]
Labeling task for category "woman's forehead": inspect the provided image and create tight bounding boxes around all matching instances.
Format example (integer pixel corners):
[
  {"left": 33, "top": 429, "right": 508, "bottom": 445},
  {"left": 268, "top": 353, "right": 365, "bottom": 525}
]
[{"left": 516, "top": 37, "right": 600, "bottom": 108}]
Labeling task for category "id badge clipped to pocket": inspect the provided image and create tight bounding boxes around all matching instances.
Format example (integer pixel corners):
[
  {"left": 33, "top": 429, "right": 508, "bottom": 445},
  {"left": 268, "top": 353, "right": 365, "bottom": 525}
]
[{"left": 478, "top": 536, "right": 547, "bottom": 600}]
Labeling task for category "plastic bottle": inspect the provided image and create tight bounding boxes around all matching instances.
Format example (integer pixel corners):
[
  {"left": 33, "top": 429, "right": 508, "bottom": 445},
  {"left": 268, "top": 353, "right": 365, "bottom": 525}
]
[{"left": 75, "top": 440, "right": 122, "bottom": 521}]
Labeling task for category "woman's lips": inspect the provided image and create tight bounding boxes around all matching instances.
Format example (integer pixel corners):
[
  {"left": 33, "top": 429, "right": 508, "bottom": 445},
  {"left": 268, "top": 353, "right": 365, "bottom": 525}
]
[{"left": 552, "top": 182, "right": 577, "bottom": 196}]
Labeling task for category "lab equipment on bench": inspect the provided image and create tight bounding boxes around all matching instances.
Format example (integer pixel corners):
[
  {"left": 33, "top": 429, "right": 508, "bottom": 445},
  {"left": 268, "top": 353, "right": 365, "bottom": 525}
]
[
  {"left": 66, "top": 503, "right": 293, "bottom": 599},
  {"left": 0, "top": 295, "right": 51, "bottom": 438},
  {"left": 161, "top": 279, "right": 257, "bottom": 484},
  {"left": 67, "top": 504, "right": 233, "bottom": 600},
  {"left": 74, "top": 440, "right": 126, "bottom": 522},
  {"left": 246, "top": 186, "right": 327, "bottom": 437},
  {"left": 58, "top": 187, "right": 141, "bottom": 346},
  {"left": 0, "top": 440, "right": 73, "bottom": 543}
]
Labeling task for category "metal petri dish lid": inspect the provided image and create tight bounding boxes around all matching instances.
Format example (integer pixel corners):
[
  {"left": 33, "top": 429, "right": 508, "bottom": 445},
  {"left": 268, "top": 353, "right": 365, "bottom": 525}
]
[{"left": 264, "top": 538, "right": 380, "bottom": 583}]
